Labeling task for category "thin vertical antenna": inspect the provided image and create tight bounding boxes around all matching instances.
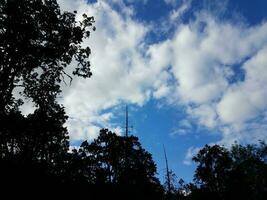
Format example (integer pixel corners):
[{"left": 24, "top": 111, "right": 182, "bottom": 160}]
[
  {"left": 125, "top": 105, "right": 129, "bottom": 137},
  {"left": 163, "top": 144, "right": 171, "bottom": 194}
]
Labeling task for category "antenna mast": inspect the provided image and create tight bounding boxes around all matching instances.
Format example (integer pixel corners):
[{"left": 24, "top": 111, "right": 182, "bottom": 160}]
[{"left": 163, "top": 144, "right": 171, "bottom": 194}]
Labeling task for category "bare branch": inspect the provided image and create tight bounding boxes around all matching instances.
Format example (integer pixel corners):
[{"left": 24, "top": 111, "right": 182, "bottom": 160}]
[{"left": 62, "top": 70, "right": 73, "bottom": 85}]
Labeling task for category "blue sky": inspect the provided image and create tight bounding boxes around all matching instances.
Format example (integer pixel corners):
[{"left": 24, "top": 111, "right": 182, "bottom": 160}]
[{"left": 51, "top": 0, "right": 267, "bottom": 183}]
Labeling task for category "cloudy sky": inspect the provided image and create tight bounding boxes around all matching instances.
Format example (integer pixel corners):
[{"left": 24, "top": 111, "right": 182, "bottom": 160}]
[{"left": 53, "top": 0, "right": 267, "bottom": 182}]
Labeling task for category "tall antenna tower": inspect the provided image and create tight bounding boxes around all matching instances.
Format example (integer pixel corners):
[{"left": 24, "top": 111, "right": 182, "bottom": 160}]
[{"left": 163, "top": 144, "right": 171, "bottom": 194}]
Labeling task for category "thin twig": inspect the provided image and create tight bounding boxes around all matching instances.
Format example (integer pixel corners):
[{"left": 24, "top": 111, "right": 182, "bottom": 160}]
[{"left": 62, "top": 70, "right": 73, "bottom": 85}]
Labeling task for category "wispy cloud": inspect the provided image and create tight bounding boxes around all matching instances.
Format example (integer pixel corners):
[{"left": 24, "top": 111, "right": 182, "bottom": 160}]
[
  {"left": 170, "top": 119, "right": 193, "bottom": 136},
  {"left": 183, "top": 146, "right": 200, "bottom": 166},
  {"left": 169, "top": 0, "right": 192, "bottom": 22}
]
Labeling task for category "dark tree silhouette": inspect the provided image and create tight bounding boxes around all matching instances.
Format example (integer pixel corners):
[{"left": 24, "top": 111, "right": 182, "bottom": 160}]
[
  {"left": 161, "top": 143, "right": 267, "bottom": 200},
  {"left": 0, "top": 0, "right": 94, "bottom": 161},
  {"left": 192, "top": 144, "right": 232, "bottom": 199},
  {"left": 71, "top": 129, "right": 164, "bottom": 199},
  {"left": 226, "top": 142, "right": 267, "bottom": 200},
  {"left": 0, "top": 0, "right": 94, "bottom": 112},
  {"left": 0, "top": 0, "right": 94, "bottom": 198},
  {"left": 163, "top": 169, "right": 178, "bottom": 199},
  {"left": 185, "top": 142, "right": 267, "bottom": 200}
]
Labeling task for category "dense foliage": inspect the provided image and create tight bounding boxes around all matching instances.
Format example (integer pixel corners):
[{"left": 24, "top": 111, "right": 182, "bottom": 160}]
[
  {"left": 166, "top": 143, "right": 267, "bottom": 200},
  {"left": 0, "top": 0, "right": 94, "bottom": 163}
]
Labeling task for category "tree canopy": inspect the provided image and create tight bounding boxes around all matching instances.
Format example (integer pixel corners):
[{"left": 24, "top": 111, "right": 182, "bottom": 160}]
[
  {"left": 0, "top": 0, "right": 94, "bottom": 162},
  {"left": 174, "top": 142, "right": 267, "bottom": 200},
  {"left": 0, "top": 0, "right": 94, "bottom": 198},
  {"left": 63, "top": 129, "right": 163, "bottom": 199}
]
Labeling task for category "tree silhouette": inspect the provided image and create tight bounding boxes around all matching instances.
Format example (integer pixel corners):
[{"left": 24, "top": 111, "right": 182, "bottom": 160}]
[
  {"left": 0, "top": 0, "right": 94, "bottom": 161},
  {"left": 163, "top": 170, "right": 180, "bottom": 200},
  {"left": 74, "top": 129, "right": 164, "bottom": 199},
  {"left": 186, "top": 142, "right": 267, "bottom": 200},
  {"left": 226, "top": 142, "right": 267, "bottom": 200},
  {"left": 0, "top": 0, "right": 94, "bottom": 198},
  {"left": 192, "top": 144, "right": 232, "bottom": 198}
]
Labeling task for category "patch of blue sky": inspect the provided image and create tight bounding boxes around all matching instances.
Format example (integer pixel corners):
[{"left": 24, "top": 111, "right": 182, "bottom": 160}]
[
  {"left": 228, "top": 0, "right": 267, "bottom": 25},
  {"left": 119, "top": 99, "right": 220, "bottom": 182}
]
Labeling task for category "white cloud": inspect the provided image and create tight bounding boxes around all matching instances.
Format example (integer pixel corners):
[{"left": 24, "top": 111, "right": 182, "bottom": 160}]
[
  {"left": 183, "top": 146, "right": 200, "bottom": 165},
  {"left": 169, "top": 0, "right": 192, "bottom": 22},
  {"left": 57, "top": 0, "right": 171, "bottom": 141},
  {"left": 170, "top": 24, "right": 228, "bottom": 104},
  {"left": 54, "top": 0, "right": 267, "bottom": 146},
  {"left": 170, "top": 119, "right": 192, "bottom": 136},
  {"left": 188, "top": 104, "right": 218, "bottom": 128},
  {"left": 217, "top": 46, "right": 267, "bottom": 124},
  {"left": 217, "top": 87, "right": 256, "bottom": 124},
  {"left": 152, "top": 12, "right": 267, "bottom": 145}
]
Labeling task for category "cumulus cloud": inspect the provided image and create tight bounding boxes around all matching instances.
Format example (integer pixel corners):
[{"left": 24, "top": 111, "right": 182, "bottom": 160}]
[
  {"left": 57, "top": 0, "right": 171, "bottom": 141},
  {"left": 153, "top": 12, "right": 267, "bottom": 145},
  {"left": 54, "top": 0, "right": 267, "bottom": 146},
  {"left": 217, "top": 46, "right": 267, "bottom": 124}
]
